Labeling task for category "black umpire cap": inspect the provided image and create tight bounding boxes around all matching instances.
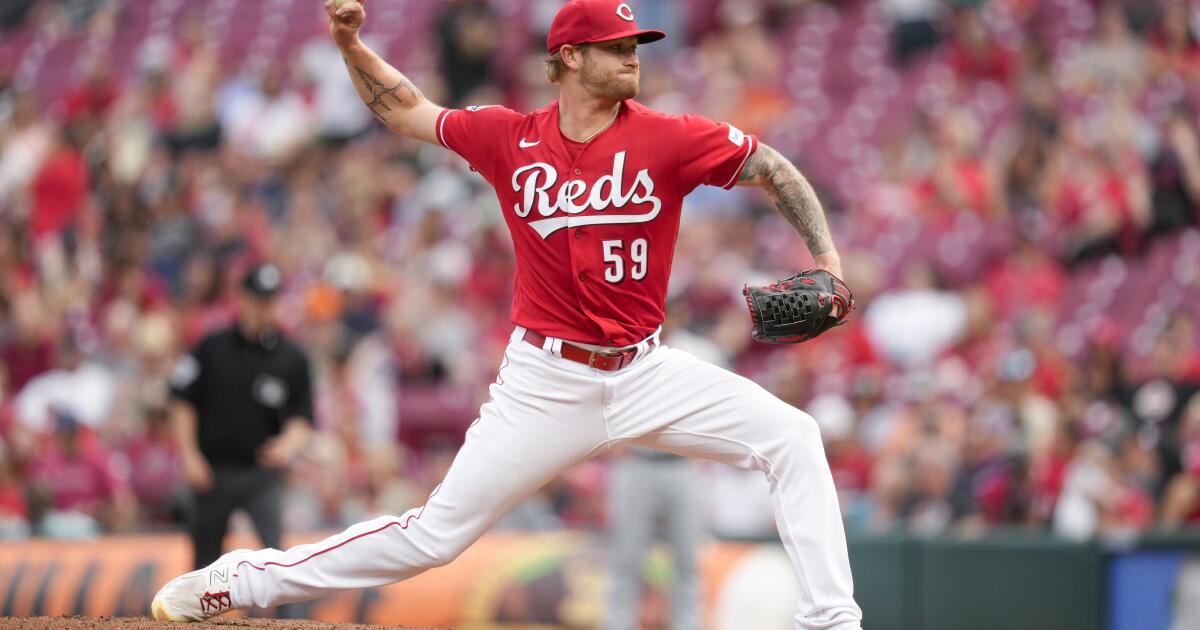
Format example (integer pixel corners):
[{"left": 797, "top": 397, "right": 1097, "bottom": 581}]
[{"left": 242, "top": 263, "right": 283, "bottom": 297}]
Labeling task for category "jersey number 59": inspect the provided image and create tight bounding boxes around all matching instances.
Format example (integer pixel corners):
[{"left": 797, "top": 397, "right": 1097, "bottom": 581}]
[{"left": 602, "top": 239, "right": 648, "bottom": 284}]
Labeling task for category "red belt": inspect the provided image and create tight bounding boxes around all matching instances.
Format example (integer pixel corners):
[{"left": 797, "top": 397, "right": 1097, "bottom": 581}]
[{"left": 522, "top": 330, "right": 652, "bottom": 372}]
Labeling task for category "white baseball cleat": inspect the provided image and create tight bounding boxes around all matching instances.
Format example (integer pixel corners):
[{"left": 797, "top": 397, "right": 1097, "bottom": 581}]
[{"left": 151, "top": 549, "right": 252, "bottom": 622}]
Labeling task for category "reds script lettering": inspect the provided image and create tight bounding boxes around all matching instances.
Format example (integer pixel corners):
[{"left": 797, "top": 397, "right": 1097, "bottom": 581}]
[{"left": 511, "top": 151, "right": 662, "bottom": 239}]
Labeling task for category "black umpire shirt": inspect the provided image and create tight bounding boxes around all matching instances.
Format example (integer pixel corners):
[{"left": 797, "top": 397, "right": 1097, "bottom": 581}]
[{"left": 169, "top": 326, "right": 314, "bottom": 467}]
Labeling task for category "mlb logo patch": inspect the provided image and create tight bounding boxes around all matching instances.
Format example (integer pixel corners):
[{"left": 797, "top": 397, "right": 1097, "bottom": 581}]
[
  {"left": 727, "top": 124, "right": 746, "bottom": 147},
  {"left": 253, "top": 374, "right": 289, "bottom": 408}
]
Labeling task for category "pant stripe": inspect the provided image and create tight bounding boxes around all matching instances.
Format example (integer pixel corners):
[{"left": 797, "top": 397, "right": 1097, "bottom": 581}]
[{"left": 233, "top": 486, "right": 439, "bottom": 576}]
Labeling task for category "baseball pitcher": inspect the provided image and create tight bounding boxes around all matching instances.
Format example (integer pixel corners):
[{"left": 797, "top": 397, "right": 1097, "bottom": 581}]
[{"left": 152, "top": 1, "right": 862, "bottom": 628}]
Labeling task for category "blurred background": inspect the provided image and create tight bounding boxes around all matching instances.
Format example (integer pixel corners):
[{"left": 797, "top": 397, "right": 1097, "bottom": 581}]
[{"left": 0, "top": 0, "right": 1199, "bottom": 628}]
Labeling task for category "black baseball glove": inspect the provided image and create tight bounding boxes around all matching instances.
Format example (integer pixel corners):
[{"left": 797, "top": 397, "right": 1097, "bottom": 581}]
[{"left": 743, "top": 269, "right": 855, "bottom": 344}]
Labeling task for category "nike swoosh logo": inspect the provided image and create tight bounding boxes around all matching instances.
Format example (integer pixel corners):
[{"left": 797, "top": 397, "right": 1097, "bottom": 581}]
[{"left": 519, "top": 138, "right": 540, "bottom": 148}]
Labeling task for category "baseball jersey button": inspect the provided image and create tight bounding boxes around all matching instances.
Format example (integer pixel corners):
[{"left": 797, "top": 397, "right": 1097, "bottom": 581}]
[
  {"left": 578, "top": 271, "right": 587, "bottom": 281},
  {"left": 575, "top": 229, "right": 584, "bottom": 239},
  {"left": 574, "top": 168, "right": 582, "bottom": 175}
]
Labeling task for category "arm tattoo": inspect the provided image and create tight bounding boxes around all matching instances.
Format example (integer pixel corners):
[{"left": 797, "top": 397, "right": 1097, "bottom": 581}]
[
  {"left": 739, "top": 144, "right": 834, "bottom": 257},
  {"left": 737, "top": 147, "right": 772, "bottom": 184},
  {"left": 349, "top": 63, "right": 422, "bottom": 120}
]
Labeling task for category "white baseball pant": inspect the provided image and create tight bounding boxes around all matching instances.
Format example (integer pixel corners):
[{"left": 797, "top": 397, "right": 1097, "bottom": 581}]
[{"left": 228, "top": 327, "right": 863, "bottom": 630}]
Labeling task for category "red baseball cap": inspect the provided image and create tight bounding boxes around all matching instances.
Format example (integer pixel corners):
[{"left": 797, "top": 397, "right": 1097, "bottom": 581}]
[{"left": 546, "top": 0, "right": 666, "bottom": 54}]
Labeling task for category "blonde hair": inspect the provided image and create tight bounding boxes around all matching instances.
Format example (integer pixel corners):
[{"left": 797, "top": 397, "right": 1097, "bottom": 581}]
[
  {"left": 544, "top": 51, "right": 566, "bottom": 83},
  {"left": 544, "top": 44, "right": 588, "bottom": 84}
]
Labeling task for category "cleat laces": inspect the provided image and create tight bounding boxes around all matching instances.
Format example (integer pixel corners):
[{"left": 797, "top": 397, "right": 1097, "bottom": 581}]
[{"left": 198, "top": 590, "right": 232, "bottom": 615}]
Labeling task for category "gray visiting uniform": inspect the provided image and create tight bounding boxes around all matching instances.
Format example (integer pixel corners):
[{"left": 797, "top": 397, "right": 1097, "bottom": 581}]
[{"left": 604, "top": 446, "right": 703, "bottom": 630}]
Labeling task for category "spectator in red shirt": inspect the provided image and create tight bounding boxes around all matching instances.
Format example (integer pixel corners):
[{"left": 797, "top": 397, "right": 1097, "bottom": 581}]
[
  {"left": 945, "top": 5, "right": 1016, "bottom": 87},
  {"left": 1029, "top": 420, "right": 1080, "bottom": 526},
  {"left": 28, "top": 125, "right": 89, "bottom": 241},
  {"left": 1046, "top": 126, "right": 1151, "bottom": 264},
  {"left": 120, "top": 403, "right": 181, "bottom": 527},
  {"left": 143, "top": 70, "right": 180, "bottom": 135},
  {"left": 0, "top": 291, "right": 54, "bottom": 394},
  {"left": 913, "top": 108, "right": 1001, "bottom": 224},
  {"left": 97, "top": 258, "right": 170, "bottom": 314},
  {"left": 983, "top": 238, "right": 1066, "bottom": 323},
  {"left": 63, "top": 62, "right": 119, "bottom": 123},
  {"left": 811, "top": 394, "right": 873, "bottom": 503},
  {"left": 26, "top": 411, "right": 135, "bottom": 536},
  {"left": 953, "top": 404, "right": 1019, "bottom": 528},
  {"left": 177, "top": 253, "right": 237, "bottom": 348}
]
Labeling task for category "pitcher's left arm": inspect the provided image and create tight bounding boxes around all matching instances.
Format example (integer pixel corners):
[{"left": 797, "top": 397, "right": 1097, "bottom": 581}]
[{"left": 736, "top": 144, "right": 841, "bottom": 279}]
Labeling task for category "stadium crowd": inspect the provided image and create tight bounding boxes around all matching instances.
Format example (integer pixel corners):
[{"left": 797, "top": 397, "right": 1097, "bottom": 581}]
[{"left": 0, "top": 0, "right": 1198, "bottom": 543}]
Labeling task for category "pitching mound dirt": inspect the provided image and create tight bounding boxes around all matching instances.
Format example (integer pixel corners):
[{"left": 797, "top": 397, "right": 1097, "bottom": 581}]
[{"left": 0, "top": 618, "right": 439, "bottom": 630}]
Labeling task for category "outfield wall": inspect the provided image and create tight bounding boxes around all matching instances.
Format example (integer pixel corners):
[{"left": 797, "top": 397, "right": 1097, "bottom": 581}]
[
  {"left": 0, "top": 531, "right": 797, "bottom": 629},
  {"left": 2, "top": 531, "right": 1199, "bottom": 629}
]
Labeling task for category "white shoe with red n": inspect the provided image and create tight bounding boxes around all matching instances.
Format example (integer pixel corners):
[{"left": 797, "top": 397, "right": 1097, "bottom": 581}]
[{"left": 151, "top": 549, "right": 251, "bottom": 622}]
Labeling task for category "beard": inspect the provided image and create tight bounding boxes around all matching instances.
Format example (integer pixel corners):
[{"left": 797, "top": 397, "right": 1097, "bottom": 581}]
[{"left": 580, "top": 58, "right": 639, "bottom": 101}]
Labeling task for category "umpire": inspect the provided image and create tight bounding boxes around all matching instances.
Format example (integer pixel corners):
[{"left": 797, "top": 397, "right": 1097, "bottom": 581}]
[{"left": 169, "top": 263, "right": 314, "bottom": 569}]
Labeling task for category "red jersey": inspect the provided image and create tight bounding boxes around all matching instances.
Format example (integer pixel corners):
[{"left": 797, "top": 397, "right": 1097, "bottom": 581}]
[
  {"left": 27, "top": 439, "right": 123, "bottom": 514},
  {"left": 435, "top": 99, "right": 757, "bottom": 346}
]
